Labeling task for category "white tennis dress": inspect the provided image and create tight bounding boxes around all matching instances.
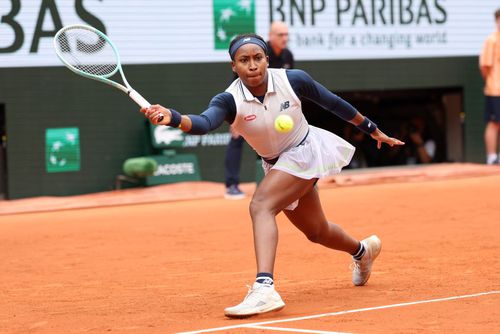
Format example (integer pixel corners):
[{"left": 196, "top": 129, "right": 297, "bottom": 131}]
[{"left": 226, "top": 69, "right": 355, "bottom": 210}]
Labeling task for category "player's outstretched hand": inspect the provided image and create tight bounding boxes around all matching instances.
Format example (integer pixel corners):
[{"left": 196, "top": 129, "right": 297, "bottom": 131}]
[
  {"left": 370, "top": 129, "right": 405, "bottom": 149},
  {"left": 140, "top": 105, "right": 171, "bottom": 125}
]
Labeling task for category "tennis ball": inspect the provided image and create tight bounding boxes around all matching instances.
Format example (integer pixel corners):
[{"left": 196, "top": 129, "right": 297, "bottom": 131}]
[{"left": 274, "top": 114, "right": 294, "bottom": 133}]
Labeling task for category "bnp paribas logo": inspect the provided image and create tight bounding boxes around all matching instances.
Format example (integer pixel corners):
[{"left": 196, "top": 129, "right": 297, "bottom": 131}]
[{"left": 213, "top": 0, "right": 255, "bottom": 50}]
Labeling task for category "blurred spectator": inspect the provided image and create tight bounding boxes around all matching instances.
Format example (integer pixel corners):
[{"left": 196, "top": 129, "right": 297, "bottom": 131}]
[
  {"left": 346, "top": 115, "right": 437, "bottom": 168},
  {"left": 267, "top": 21, "right": 294, "bottom": 69},
  {"left": 224, "top": 21, "right": 294, "bottom": 199},
  {"left": 342, "top": 126, "right": 378, "bottom": 168},
  {"left": 404, "top": 116, "right": 436, "bottom": 164},
  {"left": 379, "top": 116, "right": 436, "bottom": 166},
  {"left": 224, "top": 126, "right": 245, "bottom": 199},
  {"left": 479, "top": 8, "right": 500, "bottom": 164}
]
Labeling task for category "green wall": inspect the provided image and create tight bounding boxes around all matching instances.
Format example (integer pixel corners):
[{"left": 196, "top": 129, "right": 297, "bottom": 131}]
[
  {"left": 299, "top": 56, "right": 485, "bottom": 162},
  {"left": 0, "top": 56, "right": 484, "bottom": 199}
]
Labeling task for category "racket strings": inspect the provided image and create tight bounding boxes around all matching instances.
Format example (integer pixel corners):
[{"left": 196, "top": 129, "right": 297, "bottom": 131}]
[{"left": 55, "top": 29, "right": 118, "bottom": 77}]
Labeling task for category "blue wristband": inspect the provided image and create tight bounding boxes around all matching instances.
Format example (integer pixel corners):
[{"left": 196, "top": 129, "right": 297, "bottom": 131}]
[
  {"left": 357, "top": 117, "right": 377, "bottom": 134},
  {"left": 168, "top": 108, "right": 182, "bottom": 128}
]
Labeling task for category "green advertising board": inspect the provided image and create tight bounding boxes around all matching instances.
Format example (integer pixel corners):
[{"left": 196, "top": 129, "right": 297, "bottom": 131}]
[
  {"left": 150, "top": 124, "right": 185, "bottom": 148},
  {"left": 45, "top": 127, "right": 80, "bottom": 173},
  {"left": 145, "top": 153, "right": 201, "bottom": 186},
  {"left": 149, "top": 124, "right": 232, "bottom": 149},
  {"left": 213, "top": 0, "right": 255, "bottom": 50}
]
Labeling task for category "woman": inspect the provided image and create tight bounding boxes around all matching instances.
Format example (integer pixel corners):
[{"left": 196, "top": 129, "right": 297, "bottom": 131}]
[{"left": 141, "top": 34, "right": 404, "bottom": 318}]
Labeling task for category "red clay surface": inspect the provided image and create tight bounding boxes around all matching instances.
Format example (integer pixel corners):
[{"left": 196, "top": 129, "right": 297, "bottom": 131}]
[{"left": 1, "top": 163, "right": 499, "bottom": 333}]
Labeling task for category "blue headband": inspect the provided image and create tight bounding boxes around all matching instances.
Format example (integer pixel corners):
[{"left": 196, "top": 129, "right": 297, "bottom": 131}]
[{"left": 229, "top": 37, "right": 268, "bottom": 60}]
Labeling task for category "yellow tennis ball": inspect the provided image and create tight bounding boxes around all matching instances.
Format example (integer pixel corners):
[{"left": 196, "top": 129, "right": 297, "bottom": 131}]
[{"left": 274, "top": 114, "right": 294, "bottom": 133}]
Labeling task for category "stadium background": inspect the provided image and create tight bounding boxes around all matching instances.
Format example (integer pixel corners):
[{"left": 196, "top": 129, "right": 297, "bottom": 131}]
[{"left": 0, "top": 1, "right": 497, "bottom": 199}]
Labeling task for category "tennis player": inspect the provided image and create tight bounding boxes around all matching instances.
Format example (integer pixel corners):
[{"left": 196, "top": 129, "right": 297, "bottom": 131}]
[{"left": 141, "top": 34, "right": 404, "bottom": 318}]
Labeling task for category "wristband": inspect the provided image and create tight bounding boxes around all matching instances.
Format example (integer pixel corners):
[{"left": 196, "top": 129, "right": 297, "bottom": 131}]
[
  {"left": 357, "top": 117, "right": 377, "bottom": 134},
  {"left": 168, "top": 108, "right": 182, "bottom": 128}
]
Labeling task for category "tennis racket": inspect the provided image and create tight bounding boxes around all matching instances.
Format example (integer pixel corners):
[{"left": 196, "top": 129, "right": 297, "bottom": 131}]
[{"left": 53, "top": 24, "right": 164, "bottom": 122}]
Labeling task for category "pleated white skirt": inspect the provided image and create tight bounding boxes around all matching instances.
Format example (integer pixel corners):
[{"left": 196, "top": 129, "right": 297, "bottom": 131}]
[{"left": 261, "top": 125, "right": 355, "bottom": 210}]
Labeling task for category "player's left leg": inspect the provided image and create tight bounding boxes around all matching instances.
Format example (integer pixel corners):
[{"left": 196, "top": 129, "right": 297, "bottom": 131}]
[
  {"left": 283, "top": 185, "right": 359, "bottom": 253},
  {"left": 284, "top": 186, "right": 381, "bottom": 286}
]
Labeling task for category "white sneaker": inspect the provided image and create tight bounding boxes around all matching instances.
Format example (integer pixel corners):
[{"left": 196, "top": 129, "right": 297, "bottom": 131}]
[
  {"left": 352, "top": 235, "right": 382, "bottom": 286},
  {"left": 224, "top": 282, "right": 285, "bottom": 318}
]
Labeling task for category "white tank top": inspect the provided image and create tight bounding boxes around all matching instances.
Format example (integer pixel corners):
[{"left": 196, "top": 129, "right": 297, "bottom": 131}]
[{"left": 226, "top": 68, "right": 309, "bottom": 159}]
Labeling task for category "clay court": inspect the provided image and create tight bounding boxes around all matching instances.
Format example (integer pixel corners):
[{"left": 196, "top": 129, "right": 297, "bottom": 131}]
[{"left": 1, "top": 164, "right": 499, "bottom": 333}]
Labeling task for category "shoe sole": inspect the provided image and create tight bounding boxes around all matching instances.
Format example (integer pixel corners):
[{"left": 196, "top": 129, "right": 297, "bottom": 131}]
[
  {"left": 354, "top": 235, "right": 382, "bottom": 286},
  {"left": 224, "top": 194, "right": 246, "bottom": 200},
  {"left": 224, "top": 301, "right": 285, "bottom": 318}
]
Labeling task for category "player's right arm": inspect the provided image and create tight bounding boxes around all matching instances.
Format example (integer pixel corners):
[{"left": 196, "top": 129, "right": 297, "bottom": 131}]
[{"left": 141, "top": 92, "right": 236, "bottom": 134}]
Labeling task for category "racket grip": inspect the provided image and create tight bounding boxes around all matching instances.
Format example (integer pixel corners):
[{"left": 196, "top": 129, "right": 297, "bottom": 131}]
[
  {"left": 129, "top": 90, "right": 151, "bottom": 109},
  {"left": 129, "top": 89, "right": 163, "bottom": 123}
]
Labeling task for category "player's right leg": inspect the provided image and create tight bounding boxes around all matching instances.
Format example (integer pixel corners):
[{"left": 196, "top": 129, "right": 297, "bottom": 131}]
[
  {"left": 223, "top": 281, "right": 285, "bottom": 318},
  {"left": 225, "top": 170, "right": 315, "bottom": 318}
]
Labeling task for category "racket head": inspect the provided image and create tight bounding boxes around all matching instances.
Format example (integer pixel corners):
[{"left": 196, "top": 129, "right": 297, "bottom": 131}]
[{"left": 54, "top": 25, "right": 122, "bottom": 84}]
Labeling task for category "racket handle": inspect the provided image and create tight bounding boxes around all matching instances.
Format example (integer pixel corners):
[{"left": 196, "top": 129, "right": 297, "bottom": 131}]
[
  {"left": 129, "top": 89, "right": 164, "bottom": 123},
  {"left": 129, "top": 90, "right": 151, "bottom": 109}
]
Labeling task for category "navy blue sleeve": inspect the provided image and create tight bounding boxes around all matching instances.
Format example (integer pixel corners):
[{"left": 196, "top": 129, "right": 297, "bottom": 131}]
[
  {"left": 186, "top": 92, "right": 236, "bottom": 134},
  {"left": 286, "top": 69, "right": 358, "bottom": 122}
]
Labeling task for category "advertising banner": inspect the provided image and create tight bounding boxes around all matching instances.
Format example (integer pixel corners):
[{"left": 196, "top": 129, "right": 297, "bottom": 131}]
[
  {"left": 145, "top": 154, "right": 201, "bottom": 186},
  {"left": 45, "top": 127, "right": 80, "bottom": 173},
  {"left": 150, "top": 123, "right": 232, "bottom": 149},
  {"left": 1, "top": 0, "right": 498, "bottom": 67}
]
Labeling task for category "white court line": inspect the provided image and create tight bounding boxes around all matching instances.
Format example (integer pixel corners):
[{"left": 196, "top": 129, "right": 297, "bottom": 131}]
[
  {"left": 177, "top": 290, "right": 499, "bottom": 334},
  {"left": 246, "top": 325, "right": 351, "bottom": 333}
]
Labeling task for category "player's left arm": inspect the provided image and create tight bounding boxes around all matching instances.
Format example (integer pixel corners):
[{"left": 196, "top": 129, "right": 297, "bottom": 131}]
[
  {"left": 339, "top": 108, "right": 405, "bottom": 149},
  {"left": 287, "top": 69, "right": 404, "bottom": 148},
  {"left": 287, "top": 69, "right": 356, "bottom": 122}
]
